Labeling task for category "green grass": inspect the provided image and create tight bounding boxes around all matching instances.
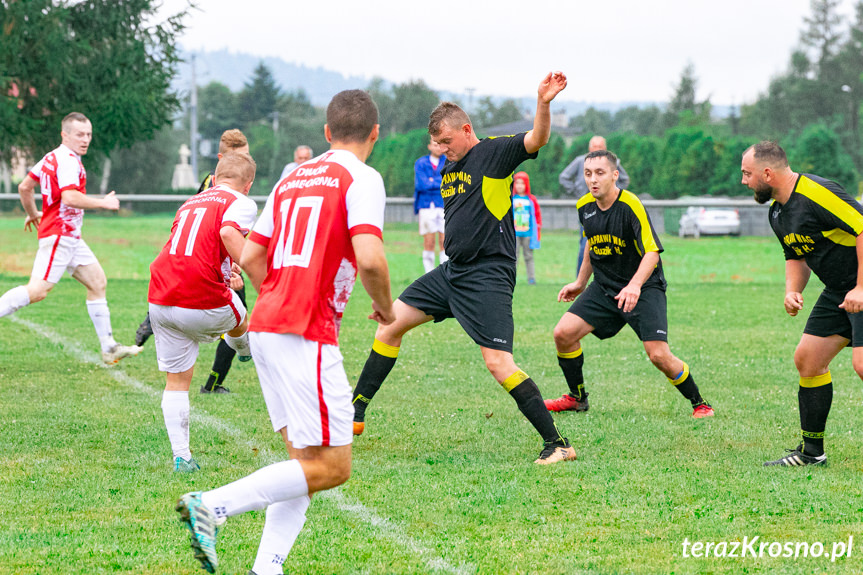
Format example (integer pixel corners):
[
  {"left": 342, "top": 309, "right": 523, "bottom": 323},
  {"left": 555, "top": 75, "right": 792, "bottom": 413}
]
[{"left": 1, "top": 214, "right": 862, "bottom": 574}]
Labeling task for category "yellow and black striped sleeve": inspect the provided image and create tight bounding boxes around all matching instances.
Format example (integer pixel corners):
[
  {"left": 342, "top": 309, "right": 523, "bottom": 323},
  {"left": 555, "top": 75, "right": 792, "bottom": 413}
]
[
  {"left": 619, "top": 190, "right": 662, "bottom": 255},
  {"left": 798, "top": 175, "right": 863, "bottom": 242}
]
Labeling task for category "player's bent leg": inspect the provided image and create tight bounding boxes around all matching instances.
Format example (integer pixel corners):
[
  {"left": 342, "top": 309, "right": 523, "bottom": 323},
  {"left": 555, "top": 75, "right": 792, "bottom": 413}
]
[
  {"left": 482, "top": 348, "right": 576, "bottom": 464},
  {"left": 72, "top": 261, "right": 107, "bottom": 300},
  {"left": 74, "top": 262, "right": 142, "bottom": 362},
  {"left": 548, "top": 312, "right": 594, "bottom": 412},
  {"left": 772, "top": 334, "right": 846, "bottom": 464},
  {"left": 352, "top": 300, "right": 433, "bottom": 435},
  {"left": 852, "top": 346, "right": 863, "bottom": 381},
  {"left": 225, "top": 300, "right": 252, "bottom": 361},
  {"left": 643, "top": 341, "right": 713, "bottom": 418},
  {"left": 0, "top": 280, "right": 50, "bottom": 317}
]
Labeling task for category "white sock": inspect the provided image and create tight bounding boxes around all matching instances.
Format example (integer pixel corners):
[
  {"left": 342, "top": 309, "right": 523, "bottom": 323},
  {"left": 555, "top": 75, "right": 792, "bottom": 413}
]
[
  {"left": 0, "top": 286, "right": 30, "bottom": 318},
  {"left": 251, "top": 496, "right": 311, "bottom": 575},
  {"left": 225, "top": 332, "right": 251, "bottom": 357},
  {"left": 439, "top": 251, "right": 449, "bottom": 264},
  {"left": 161, "top": 390, "right": 191, "bottom": 460},
  {"left": 202, "top": 459, "right": 308, "bottom": 519},
  {"left": 422, "top": 250, "right": 435, "bottom": 273},
  {"left": 86, "top": 298, "right": 117, "bottom": 352}
]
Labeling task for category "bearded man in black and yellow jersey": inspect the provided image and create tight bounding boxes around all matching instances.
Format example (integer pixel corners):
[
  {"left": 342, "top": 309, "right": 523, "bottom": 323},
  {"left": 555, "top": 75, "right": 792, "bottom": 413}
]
[
  {"left": 742, "top": 141, "right": 863, "bottom": 467},
  {"left": 545, "top": 150, "right": 714, "bottom": 419},
  {"left": 351, "top": 72, "right": 577, "bottom": 465}
]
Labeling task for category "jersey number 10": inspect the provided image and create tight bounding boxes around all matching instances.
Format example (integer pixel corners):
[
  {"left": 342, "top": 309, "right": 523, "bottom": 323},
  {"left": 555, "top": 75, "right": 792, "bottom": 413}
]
[{"left": 273, "top": 196, "right": 324, "bottom": 269}]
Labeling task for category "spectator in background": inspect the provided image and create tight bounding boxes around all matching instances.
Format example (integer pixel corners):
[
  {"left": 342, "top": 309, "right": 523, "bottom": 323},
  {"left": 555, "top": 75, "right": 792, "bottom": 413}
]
[
  {"left": 511, "top": 171, "right": 542, "bottom": 284},
  {"left": 279, "top": 145, "right": 313, "bottom": 180},
  {"left": 414, "top": 138, "right": 447, "bottom": 272},
  {"left": 559, "top": 135, "right": 629, "bottom": 273}
]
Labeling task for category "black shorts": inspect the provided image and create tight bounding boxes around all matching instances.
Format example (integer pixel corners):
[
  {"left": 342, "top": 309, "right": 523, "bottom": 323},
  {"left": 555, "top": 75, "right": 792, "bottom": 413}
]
[
  {"left": 398, "top": 258, "right": 516, "bottom": 352},
  {"left": 569, "top": 281, "right": 668, "bottom": 342},
  {"left": 804, "top": 288, "right": 863, "bottom": 347}
]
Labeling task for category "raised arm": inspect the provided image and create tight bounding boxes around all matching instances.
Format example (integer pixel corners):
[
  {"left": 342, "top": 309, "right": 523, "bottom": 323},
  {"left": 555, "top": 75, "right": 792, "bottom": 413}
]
[{"left": 524, "top": 72, "right": 567, "bottom": 154}]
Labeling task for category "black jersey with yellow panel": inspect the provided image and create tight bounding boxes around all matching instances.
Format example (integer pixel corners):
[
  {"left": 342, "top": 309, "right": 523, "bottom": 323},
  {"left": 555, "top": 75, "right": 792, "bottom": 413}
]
[
  {"left": 769, "top": 173, "right": 863, "bottom": 292},
  {"left": 440, "top": 133, "right": 537, "bottom": 264},
  {"left": 577, "top": 189, "right": 666, "bottom": 294},
  {"left": 197, "top": 172, "right": 216, "bottom": 194}
]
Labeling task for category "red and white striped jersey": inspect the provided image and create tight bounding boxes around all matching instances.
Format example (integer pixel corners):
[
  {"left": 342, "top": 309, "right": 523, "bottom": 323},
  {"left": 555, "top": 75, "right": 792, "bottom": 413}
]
[
  {"left": 247, "top": 149, "right": 386, "bottom": 345},
  {"left": 27, "top": 144, "right": 86, "bottom": 240},
  {"left": 148, "top": 184, "right": 258, "bottom": 309}
]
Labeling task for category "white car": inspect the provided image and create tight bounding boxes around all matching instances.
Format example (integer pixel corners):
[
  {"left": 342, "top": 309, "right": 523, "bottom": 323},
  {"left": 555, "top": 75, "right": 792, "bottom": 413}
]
[{"left": 678, "top": 207, "right": 741, "bottom": 238}]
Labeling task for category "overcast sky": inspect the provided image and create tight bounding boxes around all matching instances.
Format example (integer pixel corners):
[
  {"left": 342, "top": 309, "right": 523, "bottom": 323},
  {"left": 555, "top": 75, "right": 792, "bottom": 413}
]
[{"left": 157, "top": 0, "right": 857, "bottom": 106}]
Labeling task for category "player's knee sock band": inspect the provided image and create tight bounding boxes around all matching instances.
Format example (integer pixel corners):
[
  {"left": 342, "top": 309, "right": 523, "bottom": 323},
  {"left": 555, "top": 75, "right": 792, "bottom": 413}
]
[
  {"left": 206, "top": 338, "right": 236, "bottom": 389},
  {"left": 506, "top": 371, "right": 565, "bottom": 445},
  {"left": 557, "top": 348, "right": 585, "bottom": 399},
  {"left": 799, "top": 372, "right": 833, "bottom": 456},
  {"left": 668, "top": 362, "right": 704, "bottom": 406},
  {"left": 352, "top": 339, "right": 400, "bottom": 420}
]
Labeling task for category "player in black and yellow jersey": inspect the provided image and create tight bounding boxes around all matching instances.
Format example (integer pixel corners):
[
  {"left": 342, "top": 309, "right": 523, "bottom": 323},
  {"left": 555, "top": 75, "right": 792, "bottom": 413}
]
[
  {"left": 352, "top": 72, "right": 577, "bottom": 465},
  {"left": 742, "top": 141, "right": 863, "bottom": 467},
  {"left": 545, "top": 150, "right": 714, "bottom": 419}
]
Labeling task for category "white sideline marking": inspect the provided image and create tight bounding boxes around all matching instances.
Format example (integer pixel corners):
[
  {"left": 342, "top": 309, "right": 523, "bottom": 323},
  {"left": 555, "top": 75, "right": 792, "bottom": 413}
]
[{"left": 12, "top": 316, "right": 474, "bottom": 575}]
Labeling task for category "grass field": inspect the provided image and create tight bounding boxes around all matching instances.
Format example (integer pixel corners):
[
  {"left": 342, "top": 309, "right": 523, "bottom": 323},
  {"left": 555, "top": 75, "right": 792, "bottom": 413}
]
[{"left": 2, "top": 214, "right": 863, "bottom": 574}]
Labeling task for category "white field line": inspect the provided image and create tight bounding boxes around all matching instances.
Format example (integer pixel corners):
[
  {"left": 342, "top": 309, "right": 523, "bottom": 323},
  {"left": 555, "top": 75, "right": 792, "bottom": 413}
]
[{"left": 11, "top": 315, "right": 475, "bottom": 575}]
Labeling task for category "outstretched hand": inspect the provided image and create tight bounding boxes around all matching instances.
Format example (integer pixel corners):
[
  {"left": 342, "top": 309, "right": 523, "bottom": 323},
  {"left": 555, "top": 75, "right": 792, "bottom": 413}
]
[
  {"left": 538, "top": 71, "right": 567, "bottom": 104},
  {"left": 102, "top": 191, "right": 120, "bottom": 211},
  {"left": 24, "top": 211, "right": 42, "bottom": 232}
]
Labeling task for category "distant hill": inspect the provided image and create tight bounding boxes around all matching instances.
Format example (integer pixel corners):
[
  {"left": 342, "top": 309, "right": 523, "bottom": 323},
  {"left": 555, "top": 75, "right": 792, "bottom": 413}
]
[{"left": 174, "top": 47, "right": 731, "bottom": 119}]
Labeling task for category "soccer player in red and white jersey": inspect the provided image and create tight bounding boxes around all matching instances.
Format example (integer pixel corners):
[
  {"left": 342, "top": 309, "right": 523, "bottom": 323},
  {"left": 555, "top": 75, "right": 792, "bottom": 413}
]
[
  {"left": 175, "top": 90, "right": 394, "bottom": 575},
  {"left": 148, "top": 152, "right": 259, "bottom": 473},
  {"left": 0, "top": 112, "right": 141, "bottom": 364}
]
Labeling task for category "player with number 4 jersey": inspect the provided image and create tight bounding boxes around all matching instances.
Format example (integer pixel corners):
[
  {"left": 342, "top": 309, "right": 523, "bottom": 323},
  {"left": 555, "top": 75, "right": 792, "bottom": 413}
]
[{"left": 148, "top": 152, "right": 258, "bottom": 473}]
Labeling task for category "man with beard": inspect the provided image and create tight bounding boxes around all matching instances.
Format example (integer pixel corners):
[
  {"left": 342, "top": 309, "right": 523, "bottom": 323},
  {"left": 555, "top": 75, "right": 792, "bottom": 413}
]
[{"left": 741, "top": 141, "right": 863, "bottom": 467}]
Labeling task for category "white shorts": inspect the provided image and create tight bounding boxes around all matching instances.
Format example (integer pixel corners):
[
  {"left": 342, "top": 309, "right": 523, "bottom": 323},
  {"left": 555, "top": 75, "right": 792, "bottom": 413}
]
[
  {"left": 149, "top": 290, "right": 246, "bottom": 373},
  {"left": 418, "top": 207, "right": 445, "bottom": 235},
  {"left": 31, "top": 235, "right": 98, "bottom": 284},
  {"left": 250, "top": 331, "right": 353, "bottom": 449}
]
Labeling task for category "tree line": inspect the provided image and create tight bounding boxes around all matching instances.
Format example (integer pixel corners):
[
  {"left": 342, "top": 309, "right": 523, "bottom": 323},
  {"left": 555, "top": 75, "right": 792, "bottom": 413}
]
[{"left": 3, "top": 0, "right": 862, "bottom": 201}]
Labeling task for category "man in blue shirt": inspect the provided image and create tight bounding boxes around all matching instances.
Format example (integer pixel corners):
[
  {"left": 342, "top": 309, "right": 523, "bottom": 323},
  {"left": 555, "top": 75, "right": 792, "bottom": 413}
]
[{"left": 414, "top": 138, "right": 447, "bottom": 273}]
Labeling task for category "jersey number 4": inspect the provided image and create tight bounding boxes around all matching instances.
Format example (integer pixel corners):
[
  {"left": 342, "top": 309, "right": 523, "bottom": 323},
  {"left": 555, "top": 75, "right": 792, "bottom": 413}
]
[
  {"left": 169, "top": 207, "right": 207, "bottom": 256},
  {"left": 273, "top": 196, "right": 324, "bottom": 269}
]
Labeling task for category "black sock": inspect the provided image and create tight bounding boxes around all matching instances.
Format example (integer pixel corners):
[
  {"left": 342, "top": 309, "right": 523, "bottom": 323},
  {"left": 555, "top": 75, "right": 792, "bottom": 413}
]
[
  {"left": 505, "top": 371, "right": 566, "bottom": 445},
  {"left": 205, "top": 338, "right": 236, "bottom": 390},
  {"left": 799, "top": 374, "right": 833, "bottom": 456},
  {"left": 669, "top": 363, "right": 704, "bottom": 406},
  {"left": 557, "top": 350, "right": 586, "bottom": 400},
  {"left": 352, "top": 340, "right": 399, "bottom": 421}
]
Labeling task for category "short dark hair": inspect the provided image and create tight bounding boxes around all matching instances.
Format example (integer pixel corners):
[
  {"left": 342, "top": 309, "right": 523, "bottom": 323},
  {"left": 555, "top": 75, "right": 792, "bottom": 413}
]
[
  {"left": 585, "top": 149, "right": 619, "bottom": 167},
  {"left": 61, "top": 112, "right": 89, "bottom": 132},
  {"left": 428, "top": 102, "right": 471, "bottom": 135},
  {"left": 747, "top": 141, "right": 789, "bottom": 168},
  {"left": 326, "top": 90, "right": 378, "bottom": 144}
]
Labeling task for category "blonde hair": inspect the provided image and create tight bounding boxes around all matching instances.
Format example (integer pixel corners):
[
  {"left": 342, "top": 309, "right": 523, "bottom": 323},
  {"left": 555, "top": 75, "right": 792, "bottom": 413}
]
[
  {"left": 219, "top": 129, "right": 248, "bottom": 154},
  {"left": 215, "top": 152, "right": 256, "bottom": 187}
]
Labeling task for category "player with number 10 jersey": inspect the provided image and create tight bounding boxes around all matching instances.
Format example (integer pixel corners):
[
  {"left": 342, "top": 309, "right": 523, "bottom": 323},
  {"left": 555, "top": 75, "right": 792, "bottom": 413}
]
[{"left": 247, "top": 149, "right": 386, "bottom": 344}]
